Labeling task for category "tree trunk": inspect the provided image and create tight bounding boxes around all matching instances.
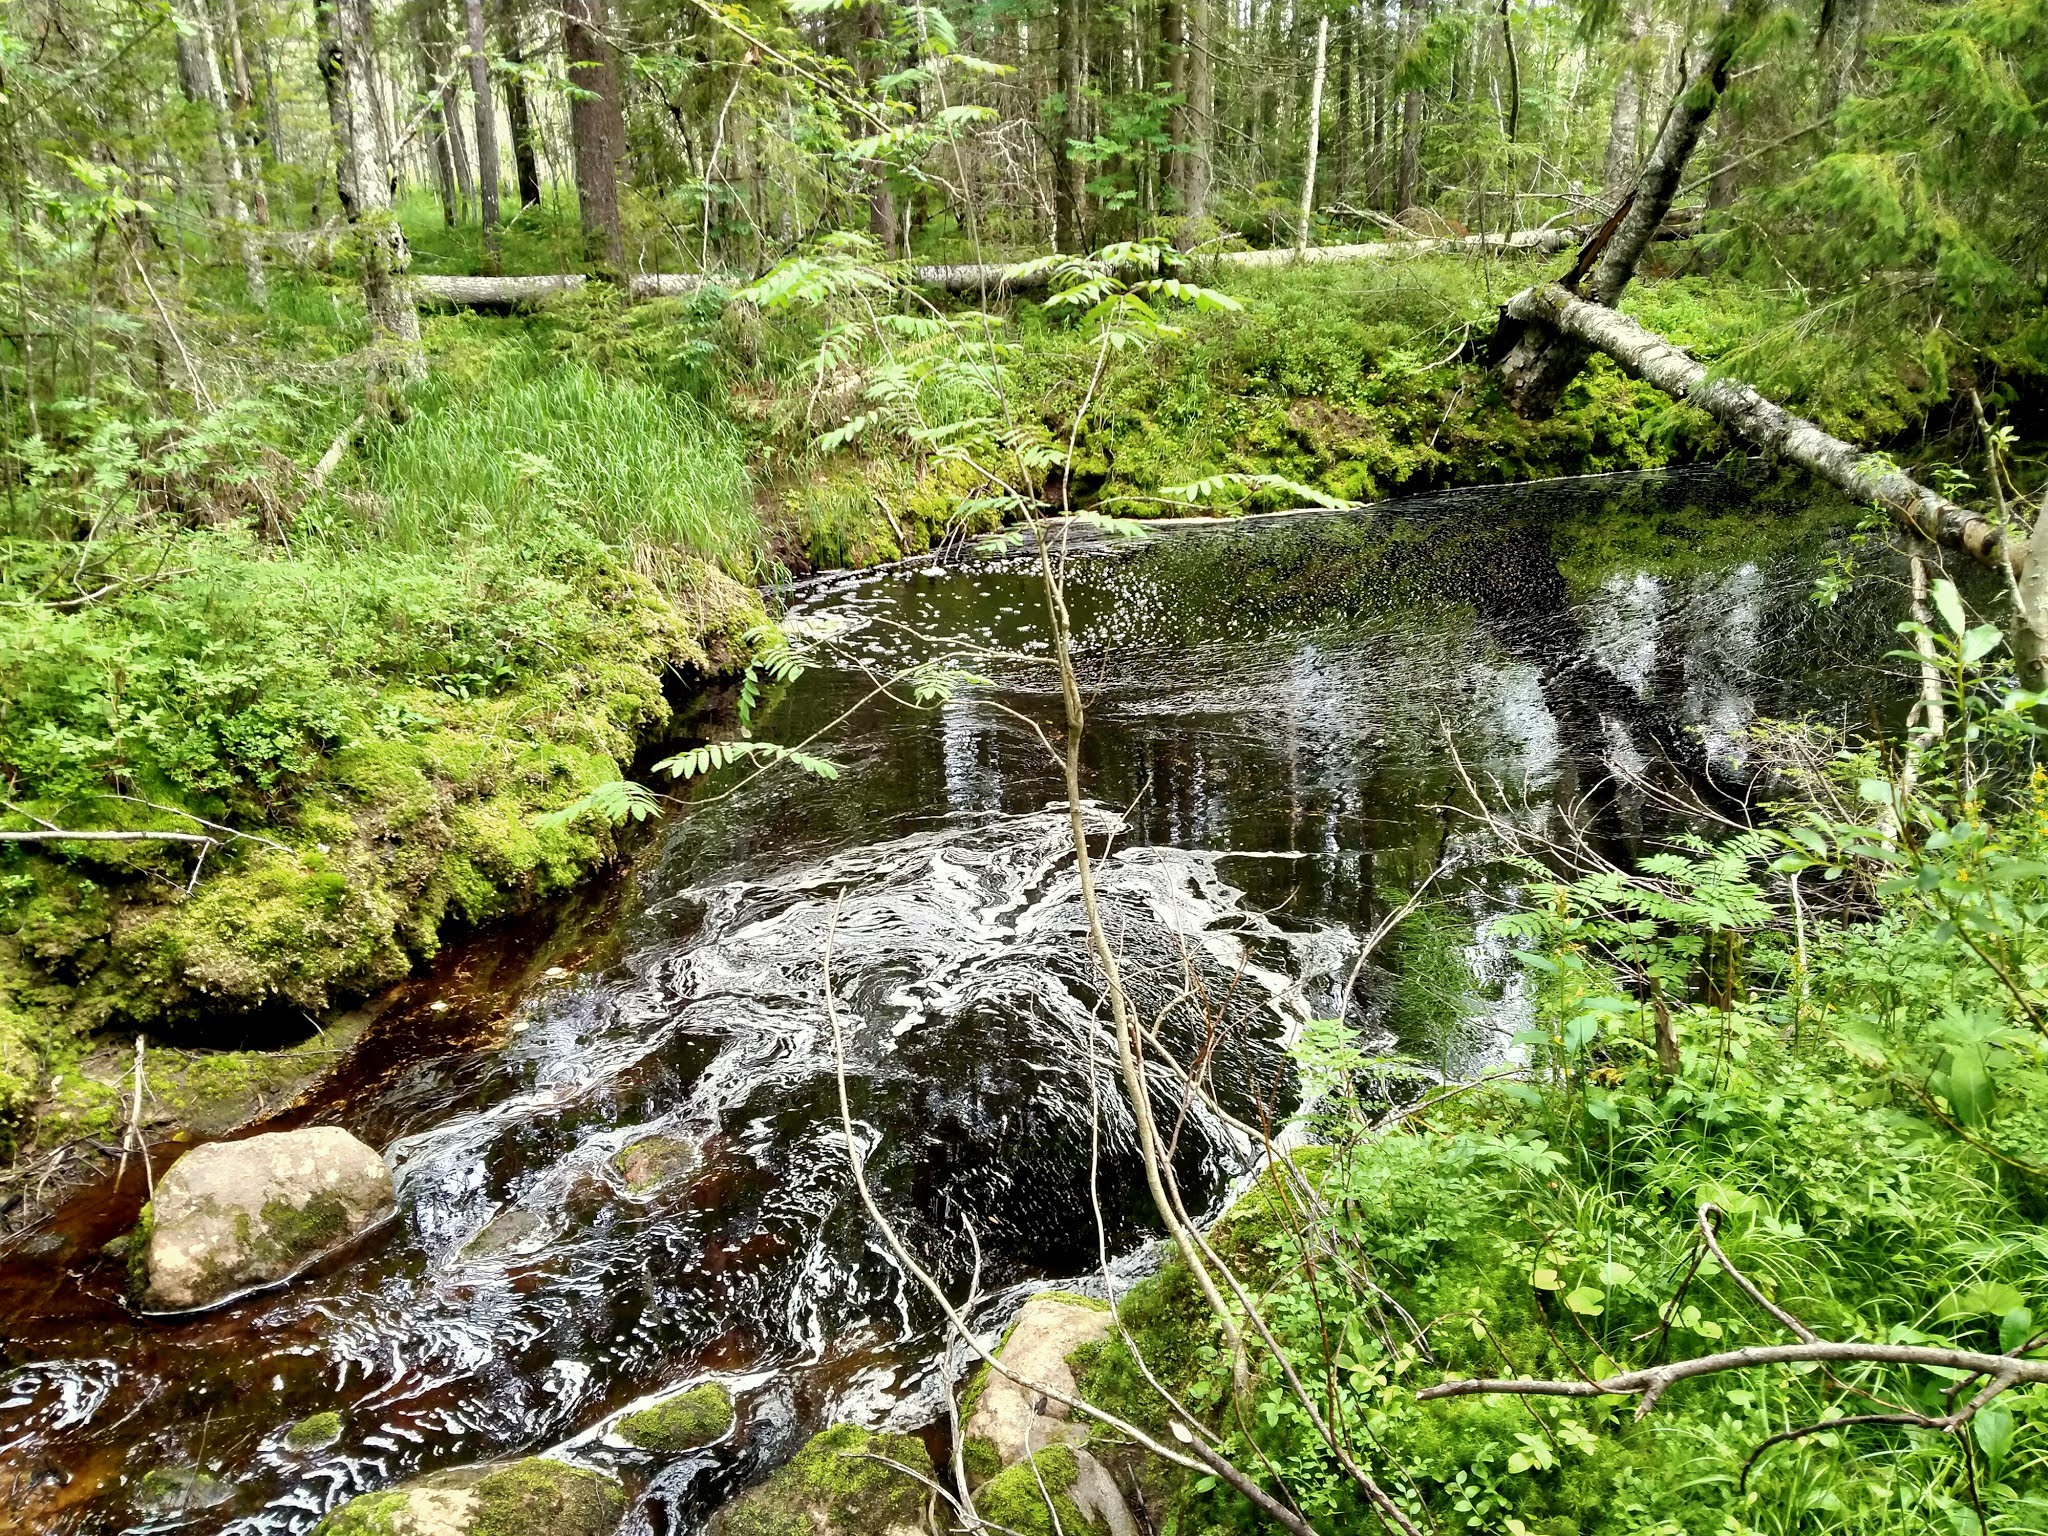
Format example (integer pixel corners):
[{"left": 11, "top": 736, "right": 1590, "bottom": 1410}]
[
  {"left": 1602, "top": 15, "right": 1643, "bottom": 195},
  {"left": 1503, "top": 281, "right": 2011, "bottom": 574},
  {"left": 499, "top": 5, "right": 543, "bottom": 210},
  {"left": 419, "top": 47, "right": 460, "bottom": 226},
  {"left": 1497, "top": 0, "right": 1519, "bottom": 143},
  {"left": 463, "top": 0, "right": 501, "bottom": 270},
  {"left": 857, "top": 5, "right": 897, "bottom": 252},
  {"left": 1053, "top": 0, "right": 1085, "bottom": 252},
  {"left": 173, "top": 0, "right": 264, "bottom": 301},
  {"left": 1297, "top": 16, "right": 1330, "bottom": 254},
  {"left": 313, "top": 0, "right": 424, "bottom": 382},
  {"left": 562, "top": 0, "right": 626, "bottom": 268},
  {"left": 1179, "top": 0, "right": 1212, "bottom": 226},
  {"left": 1394, "top": 0, "right": 1423, "bottom": 211},
  {"left": 1498, "top": 0, "right": 1752, "bottom": 416},
  {"left": 1333, "top": 9, "right": 1354, "bottom": 204},
  {"left": 1159, "top": 0, "right": 1183, "bottom": 216},
  {"left": 419, "top": 220, "right": 1609, "bottom": 307},
  {"left": 1706, "top": 94, "right": 1742, "bottom": 210},
  {"left": 216, "top": 0, "right": 269, "bottom": 225}
]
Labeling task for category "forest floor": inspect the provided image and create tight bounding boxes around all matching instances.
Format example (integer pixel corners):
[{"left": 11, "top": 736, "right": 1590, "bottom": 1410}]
[{"left": 0, "top": 223, "right": 1974, "bottom": 1178}]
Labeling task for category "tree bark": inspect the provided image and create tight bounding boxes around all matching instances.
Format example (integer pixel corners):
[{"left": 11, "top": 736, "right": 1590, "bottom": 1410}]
[
  {"left": 462, "top": 0, "right": 501, "bottom": 271},
  {"left": 1179, "top": 0, "right": 1212, "bottom": 226},
  {"left": 1394, "top": 0, "right": 1424, "bottom": 211},
  {"left": 1502, "top": 281, "right": 2013, "bottom": 576},
  {"left": 1499, "top": 0, "right": 1752, "bottom": 416},
  {"left": 313, "top": 0, "right": 423, "bottom": 382},
  {"left": 1602, "top": 20, "right": 1643, "bottom": 196},
  {"left": 1297, "top": 16, "right": 1330, "bottom": 255},
  {"left": 1159, "top": 0, "right": 1184, "bottom": 216},
  {"left": 1053, "top": 0, "right": 1085, "bottom": 252},
  {"left": 562, "top": 0, "right": 626, "bottom": 268}
]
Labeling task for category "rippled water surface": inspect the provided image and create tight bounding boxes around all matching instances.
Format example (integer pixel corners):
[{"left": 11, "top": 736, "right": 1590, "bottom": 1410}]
[{"left": 0, "top": 470, "right": 1905, "bottom": 1533}]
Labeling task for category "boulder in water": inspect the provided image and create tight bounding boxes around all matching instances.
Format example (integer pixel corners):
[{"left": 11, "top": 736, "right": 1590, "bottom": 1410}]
[
  {"left": 612, "top": 1133, "right": 700, "bottom": 1193},
  {"left": 618, "top": 1381, "right": 734, "bottom": 1452},
  {"left": 141, "top": 1125, "right": 392, "bottom": 1310},
  {"left": 311, "top": 1459, "right": 623, "bottom": 1536},
  {"left": 705, "top": 1423, "right": 929, "bottom": 1536}
]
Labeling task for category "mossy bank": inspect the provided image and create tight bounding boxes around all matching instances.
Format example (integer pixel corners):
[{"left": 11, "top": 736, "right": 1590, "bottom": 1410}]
[{"left": 0, "top": 543, "right": 763, "bottom": 1166}]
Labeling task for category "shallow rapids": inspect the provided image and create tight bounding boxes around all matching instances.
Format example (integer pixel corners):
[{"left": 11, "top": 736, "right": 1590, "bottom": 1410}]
[{"left": 0, "top": 468, "right": 1904, "bottom": 1534}]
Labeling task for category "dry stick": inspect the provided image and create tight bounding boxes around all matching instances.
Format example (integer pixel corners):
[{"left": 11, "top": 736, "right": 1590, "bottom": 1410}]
[
  {"left": 0, "top": 829, "right": 215, "bottom": 846},
  {"left": 1417, "top": 1344, "right": 2045, "bottom": 1419},
  {"left": 817, "top": 901, "right": 1329, "bottom": 1536},
  {"left": 130, "top": 252, "right": 211, "bottom": 410},
  {"left": 1695, "top": 1205, "right": 1816, "bottom": 1342}
]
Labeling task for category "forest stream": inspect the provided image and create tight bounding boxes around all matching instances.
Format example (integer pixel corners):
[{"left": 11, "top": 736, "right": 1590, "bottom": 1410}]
[{"left": 0, "top": 468, "right": 1907, "bottom": 1535}]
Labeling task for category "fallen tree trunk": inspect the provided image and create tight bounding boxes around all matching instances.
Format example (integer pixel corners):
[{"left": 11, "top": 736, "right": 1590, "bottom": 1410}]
[
  {"left": 1504, "top": 281, "right": 2014, "bottom": 575},
  {"left": 413, "top": 217, "right": 1700, "bottom": 307}
]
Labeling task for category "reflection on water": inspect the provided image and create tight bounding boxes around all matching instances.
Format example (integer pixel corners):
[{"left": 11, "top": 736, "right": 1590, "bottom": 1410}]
[{"left": 0, "top": 468, "right": 1902, "bottom": 1534}]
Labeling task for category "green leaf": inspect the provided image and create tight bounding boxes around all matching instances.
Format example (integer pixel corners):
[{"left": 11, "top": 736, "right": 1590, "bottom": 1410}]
[
  {"left": 1933, "top": 579, "right": 1967, "bottom": 637},
  {"left": 1962, "top": 624, "right": 2005, "bottom": 663},
  {"left": 1530, "top": 1266, "right": 1562, "bottom": 1291},
  {"left": 1974, "top": 1405, "right": 2015, "bottom": 1464},
  {"left": 1564, "top": 1286, "right": 1606, "bottom": 1316},
  {"left": 2000, "top": 1306, "right": 2034, "bottom": 1354},
  {"left": 1931, "top": 1043, "right": 1996, "bottom": 1126}
]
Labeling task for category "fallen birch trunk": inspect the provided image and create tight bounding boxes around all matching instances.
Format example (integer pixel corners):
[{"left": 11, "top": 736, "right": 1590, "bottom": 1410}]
[
  {"left": 1503, "top": 280, "right": 2015, "bottom": 577},
  {"left": 413, "top": 217, "right": 1701, "bottom": 307}
]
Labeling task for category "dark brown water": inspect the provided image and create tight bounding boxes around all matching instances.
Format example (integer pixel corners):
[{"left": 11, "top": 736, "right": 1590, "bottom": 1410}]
[{"left": 0, "top": 469, "right": 1905, "bottom": 1534}]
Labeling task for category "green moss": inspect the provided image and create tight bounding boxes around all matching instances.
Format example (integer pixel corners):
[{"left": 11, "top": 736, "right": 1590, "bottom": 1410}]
[
  {"left": 468, "top": 1460, "right": 625, "bottom": 1536},
  {"left": 285, "top": 1411, "right": 343, "bottom": 1452},
  {"left": 960, "top": 1433, "right": 1003, "bottom": 1488},
  {"left": 713, "top": 1423, "right": 930, "bottom": 1536},
  {"left": 125, "top": 1202, "right": 154, "bottom": 1300},
  {"left": 309, "top": 1487, "right": 413, "bottom": 1536},
  {"left": 310, "top": 1460, "right": 623, "bottom": 1536},
  {"left": 974, "top": 1446, "right": 1103, "bottom": 1536},
  {"left": 617, "top": 1381, "right": 734, "bottom": 1451},
  {"left": 256, "top": 1191, "right": 353, "bottom": 1265}
]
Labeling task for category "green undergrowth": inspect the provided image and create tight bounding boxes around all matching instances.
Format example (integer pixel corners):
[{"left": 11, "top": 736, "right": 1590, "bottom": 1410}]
[{"left": 1073, "top": 631, "right": 2048, "bottom": 1534}]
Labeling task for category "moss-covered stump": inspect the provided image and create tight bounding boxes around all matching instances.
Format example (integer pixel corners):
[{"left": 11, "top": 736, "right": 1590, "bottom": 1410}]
[
  {"left": 617, "top": 1381, "right": 734, "bottom": 1452},
  {"left": 611, "top": 1133, "right": 701, "bottom": 1193},
  {"left": 705, "top": 1423, "right": 930, "bottom": 1536},
  {"left": 310, "top": 1458, "right": 624, "bottom": 1536},
  {"left": 141, "top": 1125, "right": 392, "bottom": 1310}
]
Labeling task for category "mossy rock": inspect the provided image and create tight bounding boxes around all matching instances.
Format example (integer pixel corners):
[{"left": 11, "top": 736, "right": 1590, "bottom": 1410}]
[
  {"left": 135, "top": 1464, "right": 234, "bottom": 1516},
  {"left": 707, "top": 1422, "right": 930, "bottom": 1536},
  {"left": 974, "top": 1447, "right": 1110, "bottom": 1536},
  {"left": 617, "top": 1381, "right": 734, "bottom": 1452},
  {"left": 285, "top": 1411, "right": 344, "bottom": 1452},
  {"left": 311, "top": 1457, "right": 623, "bottom": 1536}
]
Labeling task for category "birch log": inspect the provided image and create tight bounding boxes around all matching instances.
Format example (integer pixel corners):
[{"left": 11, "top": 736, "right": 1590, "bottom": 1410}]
[
  {"left": 415, "top": 220, "right": 1701, "bottom": 307},
  {"left": 1504, "top": 281, "right": 2013, "bottom": 575}
]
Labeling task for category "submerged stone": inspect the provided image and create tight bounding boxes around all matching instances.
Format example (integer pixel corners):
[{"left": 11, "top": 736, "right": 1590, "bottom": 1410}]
[
  {"left": 141, "top": 1126, "right": 392, "bottom": 1310},
  {"left": 310, "top": 1458, "right": 623, "bottom": 1536},
  {"left": 612, "top": 1133, "right": 700, "bottom": 1193},
  {"left": 134, "top": 1464, "right": 234, "bottom": 1516},
  {"left": 284, "top": 1411, "right": 343, "bottom": 1453},
  {"left": 617, "top": 1381, "right": 734, "bottom": 1452},
  {"left": 457, "top": 1207, "right": 548, "bottom": 1262},
  {"left": 705, "top": 1422, "right": 929, "bottom": 1536}
]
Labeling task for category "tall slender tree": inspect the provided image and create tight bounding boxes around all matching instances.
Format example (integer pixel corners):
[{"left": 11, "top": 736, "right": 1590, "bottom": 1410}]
[{"left": 462, "top": 0, "right": 500, "bottom": 270}]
